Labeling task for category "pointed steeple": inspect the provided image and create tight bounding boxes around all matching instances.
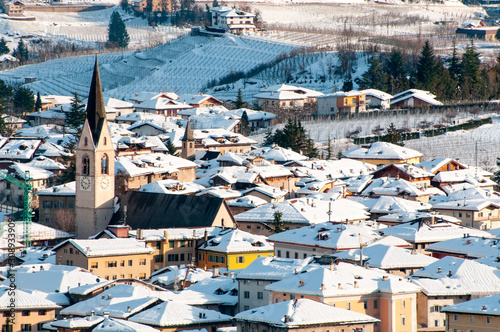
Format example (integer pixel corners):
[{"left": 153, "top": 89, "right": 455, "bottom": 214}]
[
  {"left": 182, "top": 120, "right": 194, "bottom": 141},
  {"left": 86, "top": 57, "right": 107, "bottom": 145}
]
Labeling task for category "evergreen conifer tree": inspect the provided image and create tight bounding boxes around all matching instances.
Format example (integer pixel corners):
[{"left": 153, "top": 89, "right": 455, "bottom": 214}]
[
  {"left": 460, "top": 42, "right": 482, "bottom": 99},
  {"left": 356, "top": 55, "right": 387, "bottom": 91},
  {"left": 448, "top": 39, "right": 461, "bottom": 82},
  {"left": 35, "top": 92, "right": 42, "bottom": 112},
  {"left": 12, "top": 39, "right": 28, "bottom": 64},
  {"left": 0, "top": 38, "right": 9, "bottom": 55},
  {"left": 166, "top": 138, "right": 177, "bottom": 155},
  {"left": 264, "top": 119, "right": 317, "bottom": 158},
  {"left": 108, "top": 11, "right": 130, "bottom": 48},
  {"left": 13, "top": 86, "right": 34, "bottom": 116},
  {"left": 416, "top": 40, "right": 438, "bottom": 91},
  {"left": 240, "top": 110, "right": 250, "bottom": 136},
  {"left": 385, "top": 122, "right": 401, "bottom": 145},
  {"left": 234, "top": 89, "right": 245, "bottom": 109},
  {"left": 66, "top": 92, "right": 86, "bottom": 136},
  {"left": 384, "top": 48, "right": 408, "bottom": 94}
]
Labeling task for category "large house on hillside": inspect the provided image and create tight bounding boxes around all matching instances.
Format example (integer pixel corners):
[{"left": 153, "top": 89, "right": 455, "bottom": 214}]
[{"left": 209, "top": 6, "right": 256, "bottom": 34}]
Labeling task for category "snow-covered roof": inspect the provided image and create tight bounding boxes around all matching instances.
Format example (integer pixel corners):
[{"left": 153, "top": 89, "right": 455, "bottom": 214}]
[
  {"left": 258, "top": 84, "right": 323, "bottom": 97},
  {"left": 226, "top": 195, "right": 268, "bottom": 208},
  {"left": 51, "top": 315, "right": 105, "bottom": 329},
  {"left": 53, "top": 238, "right": 155, "bottom": 258},
  {"left": 115, "top": 153, "right": 197, "bottom": 178},
  {"left": 343, "top": 142, "right": 423, "bottom": 161},
  {"left": 0, "top": 138, "right": 41, "bottom": 160},
  {"left": 139, "top": 179, "right": 205, "bottom": 195},
  {"left": 426, "top": 236, "right": 500, "bottom": 259},
  {"left": 380, "top": 221, "right": 494, "bottom": 244},
  {"left": 115, "top": 112, "right": 168, "bottom": 123},
  {"left": 92, "top": 317, "right": 158, "bottom": 332},
  {"left": 130, "top": 227, "right": 222, "bottom": 242},
  {"left": 268, "top": 222, "right": 380, "bottom": 251},
  {"left": 441, "top": 294, "right": 500, "bottom": 316},
  {"left": 0, "top": 287, "right": 60, "bottom": 310},
  {"left": 201, "top": 228, "right": 273, "bottom": 254},
  {"left": 135, "top": 97, "right": 192, "bottom": 111},
  {"left": 416, "top": 157, "right": 466, "bottom": 174},
  {"left": 360, "top": 89, "right": 393, "bottom": 101},
  {"left": 411, "top": 256, "right": 500, "bottom": 296},
  {"left": 235, "top": 198, "right": 369, "bottom": 225},
  {"left": 26, "top": 155, "right": 67, "bottom": 170},
  {"left": 317, "top": 90, "right": 365, "bottom": 98},
  {"left": 334, "top": 244, "right": 437, "bottom": 269},
  {"left": 184, "top": 276, "right": 238, "bottom": 306},
  {"left": 432, "top": 198, "right": 500, "bottom": 211},
  {"left": 178, "top": 94, "right": 222, "bottom": 106},
  {"left": 237, "top": 256, "right": 312, "bottom": 281},
  {"left": 390, "top": 89, "right": 443, "bottom": 106},
  {"left": 130, "top": 301, "right": 232, "bottom": 327},
  {"left": 60, "top": 284, "right": 163, "bottom": 318},
  {"left": 151, "top": 265, "right": 212, "bottom": 286},
  {"left": 235, "top": 299, "right": 379, "bottom": 327},
  {"left": 265, "top": 264, "right": 420, "bottom": 297},
  {"left": 10, "top": 162, "right": 55, "bottom": 180},
  {"left": 0, "top": 264, "right": 99, "bottom": 296},
  {"left": 349, "top": 195, "right": 431, "bottom": 215},
  {"left": 1, "top": 221, "right": 72, "bottom": 242},
  {"left": 38, "top": 181, "right": 75, "bottom": 196}
]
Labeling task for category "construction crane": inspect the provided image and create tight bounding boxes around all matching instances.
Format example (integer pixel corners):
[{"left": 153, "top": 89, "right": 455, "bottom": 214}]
[{"left": 0, "top": 170, "right": 33, "bottom": 247}]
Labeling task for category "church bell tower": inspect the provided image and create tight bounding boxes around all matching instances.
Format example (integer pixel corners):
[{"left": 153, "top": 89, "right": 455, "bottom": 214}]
[{"left": 75, "top": 58, "right": 115, "bottom": 239}]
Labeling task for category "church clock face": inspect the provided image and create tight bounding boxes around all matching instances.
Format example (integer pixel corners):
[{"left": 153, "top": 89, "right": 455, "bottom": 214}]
[
  {"left": 80, "top": 176, "right": 91, "bottom": 191},
  {"left": 100, "top": 177, "right": 110, "bottom": 190}
]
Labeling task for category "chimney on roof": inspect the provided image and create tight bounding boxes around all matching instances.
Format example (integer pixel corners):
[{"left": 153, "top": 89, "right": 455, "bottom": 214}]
[
  {"left": 164, "top": 230, "right": 169, "bottom": 242},
  {"left": 213, "top": 266, "right": 219, "bottom": 278},
  {"left": 284, "top": 315, "right": 291, "bottom": 323},
  {"left": 320, "top": 283, "right": 325, "bottom": 290},
  {"left": 137, "top": 229, "right": 143, "bottom": 240},
  {"left": 354, "top": 281, "right": 358, "bottom": 288},
  {"left": 299, "top": 280, "right": 304, "bottom": 287},
  {"left": 107, "top": 295, "right": 112, "bottom": 300},
  {"left": 437, "top": 267, "right": 442, "bottom": 273},
  {"left": 329, "top": 261, "right": 335, "bottom": 271},
  {"left": 193, "top": 229, "right": 196, "bottom": 237},
  {"left": 448, "top": 270, "right": 452, "bottom": 277},
  {"left": 338, "top": 283, "right": 342, "bottom": 290},
  {"left": 382, "top": 275, "right": 389, "bottom": 281},
  {"left": 127, "top": 306, "right": 131, "bottom": 312},
  {"left": 204, "top": 229, "right": 208, "bottom": 243},
  {"left": 482, "top": 305, "right": 487, "bottom": 310}
]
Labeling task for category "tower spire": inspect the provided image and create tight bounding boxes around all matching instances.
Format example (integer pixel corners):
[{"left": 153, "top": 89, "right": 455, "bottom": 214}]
[
  {"left": 182, "top": 120, "right": 194, "bottom": 142},
  {"left": 86, "top": 57, "right": 107, "bottom": 145}
]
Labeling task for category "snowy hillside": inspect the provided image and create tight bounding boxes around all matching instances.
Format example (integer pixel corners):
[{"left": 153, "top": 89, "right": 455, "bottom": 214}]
[{"left": 0, "top": 35, "right": 295, "bottom": 98}]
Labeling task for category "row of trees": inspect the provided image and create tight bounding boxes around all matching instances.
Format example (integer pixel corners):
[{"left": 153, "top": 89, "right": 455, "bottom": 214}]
[{"left": 357, "top": 40, "right": 490, "bottom": 101}]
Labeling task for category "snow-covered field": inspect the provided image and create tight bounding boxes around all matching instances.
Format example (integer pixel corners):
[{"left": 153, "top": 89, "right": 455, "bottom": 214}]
[
  {"left": 0, "top": 34, "right": 295, "bottom": 98},
  {"left": 0, "top": 7, "right": 184, "bottom": 49}
]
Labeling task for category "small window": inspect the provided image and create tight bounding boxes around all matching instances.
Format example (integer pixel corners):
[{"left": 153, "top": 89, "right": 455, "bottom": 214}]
[
  {"left": 128, "top": 260, "right": 133, "bottom": 266},
  {"left": 84, "top": 137, "right": 88, "bottom": 146},
  {"left": 470, "top": 315, "right": 474, "bottom": 323},
  {"left": 156, "top": 241, "right": 161, "bottom": 249},
  {"left": 91, "top": 262, "right": 98, "bottom": 269},
  {"left": 238, "top": 256, "right": 245, "bottom": 263},
  {"left": 82, "top": 156, "right": 90, "bottom": 175},
  {"left": 244, "top": 291, "right": 250, "bottom": 299},
  {"left": 364, "top": 300, "right": 368, "bottom": 309},
  {"left": 101, "top": 154, "right": 109, "bottom": 174},
  {"left": 139, "top": 259, "right": 146, "bottom": 265},
  {"left": 453, "top": 314, "right": 458, "bottom": 321},
  {"left": 22, "top": 310, "right": 30, "bottom": 316},
  {"left": 257, "top": 292, "right": 263, "bottom": 299},
  {"left": 103, "top": 137, "right": 107, "bottom": 145},
  {"left": 277, "top": 250, "right": 281, "bottom": 257},
  {"left": 401, "top": 314, "right": 406, "bottom": 326},
  {"left": 169, "top": 241, "right": 174, "bottom": 248},
  {"left": 374, "top": 299, "right": 378, "bottom": 309}
]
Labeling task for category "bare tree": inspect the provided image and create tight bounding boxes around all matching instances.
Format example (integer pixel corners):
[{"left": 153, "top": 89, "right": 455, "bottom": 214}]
[{"left": 51, "top": 208, "right": 76, "bottom": 234}]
